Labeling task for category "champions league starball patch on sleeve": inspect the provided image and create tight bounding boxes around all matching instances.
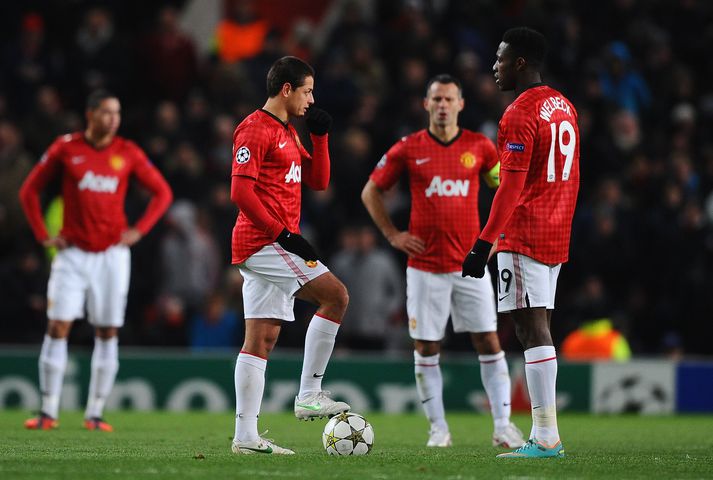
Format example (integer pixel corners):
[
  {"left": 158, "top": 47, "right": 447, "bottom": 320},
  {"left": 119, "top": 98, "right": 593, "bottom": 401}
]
[
  {"left": 235, "top": 146, "right": 251, "bottom": 164},
  {"left": 506, "top": 142, "right": 525, "bottom": 152}
]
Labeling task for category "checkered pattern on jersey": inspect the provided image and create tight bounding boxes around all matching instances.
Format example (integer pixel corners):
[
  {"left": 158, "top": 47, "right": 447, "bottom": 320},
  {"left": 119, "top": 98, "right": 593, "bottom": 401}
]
[
  {"left": 29, "top": 133, "right": 160, "bottom": 251},
  {"left": 231, "top": 110, "right": 311, "bottom": 264},
  {"left": 370, "top": 129, "right": 498, "bottom": 273},
  {"left": 496, "top": 86, "right": 580, "bottom": 264}
]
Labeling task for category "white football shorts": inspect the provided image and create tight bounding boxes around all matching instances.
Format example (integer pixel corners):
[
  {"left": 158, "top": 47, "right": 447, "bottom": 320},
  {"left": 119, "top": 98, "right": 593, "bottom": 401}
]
[
  {"left": 47, "top": 245, "right": 130, "bottom": 327},
  {"left": 406, "top": 266, "right": 497, "bottom": 341},
  {"left": 495, "top": 252, "right": 561, "bottom": 313},
  {"left": 238, "top": 242, "right": 330, "bottom": 321}
]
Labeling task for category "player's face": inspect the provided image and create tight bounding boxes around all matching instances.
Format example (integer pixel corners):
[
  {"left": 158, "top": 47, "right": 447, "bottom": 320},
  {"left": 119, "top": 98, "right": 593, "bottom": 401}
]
[
  {"left": 493, "top": 42, "right": 516, "bottom": 91},
  {"left": 88, "top": 98, "right": 121, "bottom": 137},
  {"left": 424, "top": 82, "right": 463, "bottom": 128},
  {"left": 286, "top": 75, "right": 315, "bottom": 117}
]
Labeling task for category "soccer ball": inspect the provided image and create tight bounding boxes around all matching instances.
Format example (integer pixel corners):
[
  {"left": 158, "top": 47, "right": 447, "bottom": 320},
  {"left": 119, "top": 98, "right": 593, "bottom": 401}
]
[{"left": 322, "top": 412, "right": 374, "bottom": 456}]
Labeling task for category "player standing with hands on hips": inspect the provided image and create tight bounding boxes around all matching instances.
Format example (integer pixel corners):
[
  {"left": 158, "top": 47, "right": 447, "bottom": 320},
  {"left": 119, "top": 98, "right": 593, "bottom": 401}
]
[
  {"left": 19, "top": 90, "right": 173, "bottom": 432},
  {"left": 362, "top": 74, "right": 524, "bottom": 449},
  {"left": 462, "top": 27, "right": 580, "bottom": 459},
  {"left": 229, "top": 56, "right": 350, "bottom": 455}
]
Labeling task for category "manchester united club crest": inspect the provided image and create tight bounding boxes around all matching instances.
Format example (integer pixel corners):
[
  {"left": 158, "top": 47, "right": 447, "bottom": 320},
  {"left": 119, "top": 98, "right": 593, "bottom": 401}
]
[
  {"left": 109, "top": 155, "right": 125, "bottom": 171},
  {"left": 460, "top": 151, "right": 477, "bottom": 169},
  {"left": 409, "top": 317, "right": 417, "bottom": 330}
]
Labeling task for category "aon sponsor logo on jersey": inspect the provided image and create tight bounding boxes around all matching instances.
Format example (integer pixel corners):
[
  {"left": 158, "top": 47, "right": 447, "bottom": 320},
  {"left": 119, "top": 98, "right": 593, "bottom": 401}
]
[
  {"left": 425, "top": 176, "right": 470, "bottom": 197},
  {"left": 285, "top": 161, "right": 302, "bottom": 184},
  {"left": 78, "top": 171, "right": 119, "bottom": 193}
]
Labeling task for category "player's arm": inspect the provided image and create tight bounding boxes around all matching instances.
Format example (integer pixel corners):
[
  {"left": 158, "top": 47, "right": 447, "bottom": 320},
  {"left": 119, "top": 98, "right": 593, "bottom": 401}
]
[
  {"left": 361, "top": 179, "right": 425, "bottom": 257},
  {"left": 301, "top": 107, "right": 332, "bottom": 190},
  {"left": 127, "top": 148, "right": 174, "bottom": 246},
  {"left": 231, "top": 175, "right": 319, "bottom": 261},
  {"left": 18, "top": 145, "right": 68, "bottom": 249},
  {"left": 462, "top": 168, "right": 527, "bottom": 277}
]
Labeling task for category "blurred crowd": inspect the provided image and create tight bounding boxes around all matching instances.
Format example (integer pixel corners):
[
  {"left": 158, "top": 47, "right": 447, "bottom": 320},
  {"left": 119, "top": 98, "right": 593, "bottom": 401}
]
[{"left": 1, "top": 0, "right": 712, "bottom": 356}]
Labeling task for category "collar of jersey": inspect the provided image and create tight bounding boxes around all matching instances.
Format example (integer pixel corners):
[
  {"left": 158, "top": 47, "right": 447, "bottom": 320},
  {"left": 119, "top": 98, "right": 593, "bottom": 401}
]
[
  {"left": 427, "top": 128, "right": 462, "bottom": 147},
  {"left": 259, "top": 109, "right": 289, "bottom": 129}
]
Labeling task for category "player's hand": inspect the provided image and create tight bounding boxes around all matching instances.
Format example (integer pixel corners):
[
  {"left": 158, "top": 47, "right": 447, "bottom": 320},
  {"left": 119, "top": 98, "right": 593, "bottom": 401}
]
[
  {"left": 461, "top": 239, "right": 493, "bottom": 278},
  {"left": 388, "top": 231, "right": 426, "bottom": 257},
  {"left": 42, "top": 236, "right": 69, "bottom": 250},
  {"left": 119, "top": 228, "right": 142, "bottom": 247},
  {"left": 305, "top": 107, "right": 332, "bottom": 136},
  {"left": 276, "top": 229, "right": 319, "bottom": 262}
]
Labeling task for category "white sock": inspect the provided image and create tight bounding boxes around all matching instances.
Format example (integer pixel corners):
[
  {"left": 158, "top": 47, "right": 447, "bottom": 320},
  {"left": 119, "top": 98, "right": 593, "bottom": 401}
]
[
  {"left": 414, "top": 351, "right": 448, "bottom": 432},
  {"left": 85, "top": 337, "right": 119, "bottom": 419},
  {"left": 234, "top": 352, "right": 267, "bottom": 443},
  {"left": 479, "top": 351, "right": 512, "bottom": 430},
  {"left": 38, "top": 335, "right": 67, "bottom": 419},
  {"left": 524, "top": 346, "right": 559, "bottom": 445},
  {"left": 298, "top": 314, "right": 339, "bottom": 399}
]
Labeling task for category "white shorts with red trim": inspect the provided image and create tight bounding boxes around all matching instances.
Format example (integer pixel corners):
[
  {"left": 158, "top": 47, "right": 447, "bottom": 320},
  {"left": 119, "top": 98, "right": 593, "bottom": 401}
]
[
  {"left": 238, "top": 242, "right": 330, "bottom": 321},
  {"left": 47, "top": 245, "right": 130, "bottom": 327},
  {"left": 406, "top": 266, "right": 497, "bottom": 341},
  {"left": 495, "top": 252, "right": 561, "bottom": 313}
]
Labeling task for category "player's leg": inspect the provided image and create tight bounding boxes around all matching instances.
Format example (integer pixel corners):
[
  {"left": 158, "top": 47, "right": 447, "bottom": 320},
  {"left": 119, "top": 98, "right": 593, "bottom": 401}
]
[
  {"left": 407, "top": 267, "right": 452, "bottom": 446},
  {"left": 496, "top": 253, "right": 563, "bottom": 459},
  {"left": 293, "top": 271, "right": 350, "bottom": 419},
  {"left": 231, "top": 259, "right": 295, "bottom": 454},
  {"left": 452, "top": 270, "right": 523, "bottom": 447},
  {"left": 83, "top": 245, "right": 129, "bottom": 431},
  {"left": 26, "top": 247, "right": 85, "bottom": 430}
]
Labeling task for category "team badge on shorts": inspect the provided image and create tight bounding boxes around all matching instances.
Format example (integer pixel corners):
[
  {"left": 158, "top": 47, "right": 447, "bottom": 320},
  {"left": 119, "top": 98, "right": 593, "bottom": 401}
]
[
  {"left": 305, "top": 260, "right": 318, "bottom": 268},
  {"left": 236, "top": 146, "right": 251, "bottom": 164},
  {"left": 409, "top": 317, "right": 417, "bottom": 330},
  {"left": 460, "top": 151, "right": 476, "bottom": 169}
]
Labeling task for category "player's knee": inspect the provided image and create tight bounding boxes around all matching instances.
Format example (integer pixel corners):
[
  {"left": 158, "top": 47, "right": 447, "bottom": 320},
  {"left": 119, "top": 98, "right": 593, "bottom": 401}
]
[
  {"left": 47, "top": 320, "right": 71, "bottom": 339},
  {"left": 472, "top": 331, "right": 501, "bottom": 354}
]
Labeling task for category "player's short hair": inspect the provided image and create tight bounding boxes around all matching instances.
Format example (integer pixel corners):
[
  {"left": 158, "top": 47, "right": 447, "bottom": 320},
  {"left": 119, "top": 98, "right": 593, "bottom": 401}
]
[
  {"left": 502, "top": 27, "right": 547, "bottom": 69},
  {"left": 425, "top": 74, "right": 463, "bottom": 98},
  {"left": 266, "top": 56, "right": 315, "bottom": 97},
  {"left": 86, "top": 90, "right": 118, "bottom": 110}
]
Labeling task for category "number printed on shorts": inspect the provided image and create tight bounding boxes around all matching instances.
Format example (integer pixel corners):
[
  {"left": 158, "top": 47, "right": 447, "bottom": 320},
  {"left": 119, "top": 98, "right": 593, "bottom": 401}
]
[{"left": 498, "top": 268, "right": 513, "bottom": 295}]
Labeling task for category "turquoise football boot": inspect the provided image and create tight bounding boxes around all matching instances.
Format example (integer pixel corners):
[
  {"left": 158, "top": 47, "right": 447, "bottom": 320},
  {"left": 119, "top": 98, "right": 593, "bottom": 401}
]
[{"left": 496, "top": 438, "right": 565, "bottom": 458}]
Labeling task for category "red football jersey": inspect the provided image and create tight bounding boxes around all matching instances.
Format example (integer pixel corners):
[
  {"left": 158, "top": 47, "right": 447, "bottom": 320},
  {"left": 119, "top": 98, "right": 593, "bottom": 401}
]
[
  {"left": 370, "top": 129, "right": 498, "bottom": 273},
  {"left": 231, "top": 109, "right": 312, "bottom": 264},
  {"left": 496, "top": 85, "right": 580, "bottom": 264},
  {"left": 20, "top": 133, "right": 171, "bottom": 252}
]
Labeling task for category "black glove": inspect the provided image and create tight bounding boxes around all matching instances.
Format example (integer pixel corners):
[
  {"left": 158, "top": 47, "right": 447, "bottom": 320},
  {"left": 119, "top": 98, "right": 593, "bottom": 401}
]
[
  {"left": 305, "top": 107, "right": 332, "bottom": 136},
  {"left": 461, "top": 239, "right": 493, "bottom": 278},
  {"left": 276, "top": 229, "right": 319, "bottom": 262}
]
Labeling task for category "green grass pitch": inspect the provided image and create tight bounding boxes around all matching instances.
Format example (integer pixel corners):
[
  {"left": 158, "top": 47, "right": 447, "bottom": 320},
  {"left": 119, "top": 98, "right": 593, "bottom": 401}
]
[{"left": 1, "top": 411, "right": 712, "bottom": 479}]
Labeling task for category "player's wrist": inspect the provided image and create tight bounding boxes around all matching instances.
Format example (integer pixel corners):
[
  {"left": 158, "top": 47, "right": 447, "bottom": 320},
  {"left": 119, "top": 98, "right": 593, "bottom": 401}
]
[{"left": 472, "top": 238, "right": 493, "bottom": 255}]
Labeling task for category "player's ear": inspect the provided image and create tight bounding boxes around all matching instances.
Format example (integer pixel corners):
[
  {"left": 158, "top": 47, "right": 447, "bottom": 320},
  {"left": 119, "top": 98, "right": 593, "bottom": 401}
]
[
  {"left": 458, "top": 97, "right": 465, "bottom": 112},
  {"left": 281, "top": 82, "right": 292, "bottom": 98},
  {"left": 423, "top": 96, "right": 429, "bottom": 112},
  {"left": 515, "top": 56, "right": 527, "bottom": 72}
]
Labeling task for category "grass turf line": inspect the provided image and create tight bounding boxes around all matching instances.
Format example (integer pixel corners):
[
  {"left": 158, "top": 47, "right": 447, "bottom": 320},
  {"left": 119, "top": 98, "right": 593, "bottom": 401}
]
[{"left": 1, "top": 411, "right": 712, "bottom": 479}]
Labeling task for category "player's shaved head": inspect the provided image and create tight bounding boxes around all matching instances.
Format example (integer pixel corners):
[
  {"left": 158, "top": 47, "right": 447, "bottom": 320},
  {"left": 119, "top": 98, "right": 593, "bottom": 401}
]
[
  {"left": 86, "top": 90, "right": 118, "bottom": 111},
  {"left": 266, "top": 56, "right": 315, "bottom": 97},
  {"left": 425, "top": 74, "right": 463, "bottom": 98},
  {"left": 502, "top": 27, "right": 547, "bottom": 70}
]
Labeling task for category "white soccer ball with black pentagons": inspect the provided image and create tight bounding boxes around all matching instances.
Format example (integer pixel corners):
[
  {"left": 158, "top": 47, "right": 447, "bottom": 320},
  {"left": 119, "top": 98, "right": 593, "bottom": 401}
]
[{"left": 322, "top": 412, "right": 374, "bottom": 456}]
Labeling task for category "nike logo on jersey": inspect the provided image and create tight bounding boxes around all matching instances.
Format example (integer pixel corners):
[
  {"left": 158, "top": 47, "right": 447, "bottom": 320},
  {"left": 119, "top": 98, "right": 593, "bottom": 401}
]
[
  {"left": 71, "top": 156, "right": 85, "bottom": 164},
  {"left": 278, "top": 141, "right": 288, "bottom": 149},
  {"left": 415, "top": 157, "right": 431, "bottom": 165},
  {"left": 425, "top": 176, "right": 470, "bottom": 197}
]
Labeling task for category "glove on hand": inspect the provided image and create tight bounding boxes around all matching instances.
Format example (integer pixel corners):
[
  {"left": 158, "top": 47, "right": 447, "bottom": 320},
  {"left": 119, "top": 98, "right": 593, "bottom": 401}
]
[
  {"left": 461, "top": 239, "right": 493, "bottom": 278},
  {"left": 276, "top": 229, "right": 319, "bottom": 262},
  {"left": 305, "top": 107, "right": 332, "bottom": 136}
]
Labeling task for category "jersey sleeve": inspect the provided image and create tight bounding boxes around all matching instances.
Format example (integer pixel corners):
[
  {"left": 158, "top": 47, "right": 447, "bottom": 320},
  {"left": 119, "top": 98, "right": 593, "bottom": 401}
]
[
  {"left": 369, "top": 138, "right": 408, "bottom": 190},
  {"left": 126, "top": 142, "right": 173, "bottom": 235},
  {"left": 18, "top": 139, "right": 65, "bottom": 242},
  {"left": 499, "top": 108, "right": 537, "bottom": 172},
  {"left": 231, "top": 122, "right": 272, "bottom": 179}
]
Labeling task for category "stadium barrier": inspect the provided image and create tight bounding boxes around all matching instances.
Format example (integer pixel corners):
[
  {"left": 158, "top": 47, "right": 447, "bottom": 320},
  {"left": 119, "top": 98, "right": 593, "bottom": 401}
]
[{"left": 0, "top": 350, "right": 711, "bottom": 413}]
